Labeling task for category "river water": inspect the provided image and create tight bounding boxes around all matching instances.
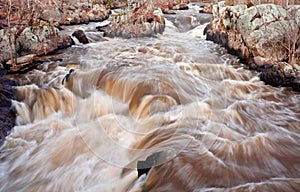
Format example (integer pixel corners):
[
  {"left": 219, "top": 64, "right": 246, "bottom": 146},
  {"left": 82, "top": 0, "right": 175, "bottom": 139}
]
[{"left": 1, "top": 4, "right": 300, "bottom": 192}]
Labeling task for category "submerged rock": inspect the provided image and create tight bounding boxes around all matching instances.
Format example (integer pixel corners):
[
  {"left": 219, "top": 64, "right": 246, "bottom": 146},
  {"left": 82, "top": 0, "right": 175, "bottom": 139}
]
[
  {"left": 72, "top": 30, "right": 89, "bottom": 44},
  {"left": 137, "top": 152, "right": 163, "bottom": 177}
]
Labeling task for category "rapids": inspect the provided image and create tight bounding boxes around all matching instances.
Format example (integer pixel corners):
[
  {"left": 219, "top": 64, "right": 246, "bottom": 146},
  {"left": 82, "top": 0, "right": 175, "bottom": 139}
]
[{"left": 1, "top": 4, "right": 300, "bottom": 192}]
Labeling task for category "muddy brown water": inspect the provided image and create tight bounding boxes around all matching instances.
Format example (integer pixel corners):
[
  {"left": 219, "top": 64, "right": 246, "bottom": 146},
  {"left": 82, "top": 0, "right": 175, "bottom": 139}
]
[{"left": 1, "top": 5, "right": 300, "bottom": 192}]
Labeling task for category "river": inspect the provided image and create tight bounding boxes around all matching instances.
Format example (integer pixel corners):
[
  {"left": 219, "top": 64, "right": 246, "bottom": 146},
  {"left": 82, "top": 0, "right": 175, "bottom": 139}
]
[{"left": 1, "top": 4, "right": 300, "bottom": 192}]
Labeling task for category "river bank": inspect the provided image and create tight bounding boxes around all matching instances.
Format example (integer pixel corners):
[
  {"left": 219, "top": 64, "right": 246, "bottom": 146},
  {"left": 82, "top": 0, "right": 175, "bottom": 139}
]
[
  {"left": 205, "top": 1, "right": 300, "bottom": 91},
  {"left": 0, "top": 0, "right": 190, "bottom": 71},
  {"left": 0, "top": 0, "right": 191, "bottom": 144},
  {"left": 1, "top": 1, "right": 299, "bottom": 90}
]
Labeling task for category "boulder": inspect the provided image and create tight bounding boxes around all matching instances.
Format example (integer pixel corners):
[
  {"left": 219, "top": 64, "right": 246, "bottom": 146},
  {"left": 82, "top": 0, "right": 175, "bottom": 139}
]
[
  {"left": 1, "top": 25, "right": 74, "bottom": 72},
  {"left": 237, "top": 4, "right": 291, "bottom": 62},
  {"left": 205, "top": 2, "right": 300, "bottom": 91},
  {"left": 205, "top": 3, "right": 250, "bottom": 62},
  {"left": 40, "top": 7, "right": 62, "bottom": 27},
  {"left": 17, "top": 25, "right": 74, "bottom": 56},
  {"left": 99, "top": 0, "right": 190, "bottom": 38},
  {"left": 206, "top": 2, "right": 300, "bottom": 63},
  {"left": 0, "top": 28, "right": 19, "bottom": 64},
  {"left": 260, "top": 62, "right": 300, "bottom": 91},
  {"left": 101, "top": 5, "right": 165, "bottom": 38}
]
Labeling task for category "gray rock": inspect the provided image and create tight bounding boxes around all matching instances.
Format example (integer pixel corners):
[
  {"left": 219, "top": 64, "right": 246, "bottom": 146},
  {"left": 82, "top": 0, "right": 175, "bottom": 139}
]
[
  {"left": 0, "top": 29, "right": 19, "bottom": 64},
  {"left": 237, "top": 4, "right": 292, "bottom": 61},
  {"left": 102, "top": 7, "right": 165, "bottom": 38},
  {"left": 206, "top": 2, "right": 300, "bottom": 91},
  {"left": 60, "top": 3, "right": 110, "bottom": 25},
  {"left": 17, "top": 25, "right": 73, "bottom": 56}
]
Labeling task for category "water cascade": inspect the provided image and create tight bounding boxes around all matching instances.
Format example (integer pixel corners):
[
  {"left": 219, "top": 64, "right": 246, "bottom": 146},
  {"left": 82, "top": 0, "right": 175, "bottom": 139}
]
[{"left": 1, "top": 4, "right": 300, "bottom": 192}]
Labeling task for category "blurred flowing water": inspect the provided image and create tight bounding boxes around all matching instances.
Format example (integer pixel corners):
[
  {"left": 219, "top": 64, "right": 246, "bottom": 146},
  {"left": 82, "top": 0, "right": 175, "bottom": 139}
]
[{"left": 1, "top": 4, "right": 300, "bottom": 192}]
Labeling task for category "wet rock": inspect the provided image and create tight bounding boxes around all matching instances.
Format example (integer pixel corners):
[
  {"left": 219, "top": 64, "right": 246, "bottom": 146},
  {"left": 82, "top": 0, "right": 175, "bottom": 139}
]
[
  {"left": 164, "top": 10, "right": 176, "bottom": 14},
  {"left": 0, "top": 69, "right": 16, "bottom": 145},
  {"left": 72, "top": 30, "right": 89, "bottom": 44},
  {"left": 260, "top": 62, "right": 300, "bottom": 90}
]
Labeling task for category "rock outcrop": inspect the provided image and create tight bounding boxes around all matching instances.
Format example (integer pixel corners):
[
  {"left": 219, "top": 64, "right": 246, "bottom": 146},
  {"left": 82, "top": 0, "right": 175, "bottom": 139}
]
[
  {"left": 0, "top": 29, "right": 15, "bottom": 64},
  {"left": 100, "top": 7, "right": 165, "bottom": 38},
  {"left": 205, "top": 1, "right": 300, "bottom": 91},
  {"left": 33, "top": 2, "right": 110, "bottom": 26},
  {"left": 99, "top": 0, "right": 190, "bottom": 38},
  {"left": 58, "top": 3, "right": 110, "bottom": 25},
  {"left": 18, "top": 25, "right": 74, "bottom": 56},
  {"left": 0, "top": 26, "right": 74, "bottom": 70},
  {"left": 0, "top": 1, "right": 110, "bottom": 71}
]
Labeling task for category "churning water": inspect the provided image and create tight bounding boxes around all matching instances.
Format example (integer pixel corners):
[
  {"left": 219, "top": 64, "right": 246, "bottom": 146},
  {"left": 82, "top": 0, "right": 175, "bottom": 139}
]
[{"left": 1, "top": 5, "right": 300, "bottom": 192}]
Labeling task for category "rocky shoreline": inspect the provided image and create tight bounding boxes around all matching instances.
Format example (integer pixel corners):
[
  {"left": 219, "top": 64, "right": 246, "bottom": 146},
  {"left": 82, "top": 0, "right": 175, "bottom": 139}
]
[
  {"left": 0, "top": 69, "right": 16, "bottom": 145},
  {"left": 205, "top": 1, "right": 300, "bottom": 91},
  {"left": 0, "top": 0, "right": 192, "bottom": 144}
]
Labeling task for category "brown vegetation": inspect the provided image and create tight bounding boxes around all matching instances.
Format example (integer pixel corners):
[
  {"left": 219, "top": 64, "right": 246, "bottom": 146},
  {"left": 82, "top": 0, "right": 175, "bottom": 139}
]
[{"left": 191, "top": 0, "right": 300, "bottom": 6}]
